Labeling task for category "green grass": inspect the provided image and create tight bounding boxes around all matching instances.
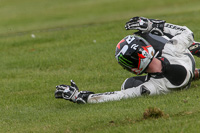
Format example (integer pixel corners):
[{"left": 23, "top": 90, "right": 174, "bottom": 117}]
[{"left": 1, "top": 0, "right": 200, "bottom": 132}]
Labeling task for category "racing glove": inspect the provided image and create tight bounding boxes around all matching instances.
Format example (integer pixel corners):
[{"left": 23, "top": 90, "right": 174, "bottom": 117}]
[
  {"left": 55, "top": 80, "right": 94, "bottom": 104},
  {"left": 125, "top": 16, "right": 166, "bottom": 36}
]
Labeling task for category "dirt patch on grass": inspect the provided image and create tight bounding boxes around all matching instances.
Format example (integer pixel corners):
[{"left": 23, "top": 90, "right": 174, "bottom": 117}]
[{"left": 143, "top": 107, "right": 169, "bottom": 119}]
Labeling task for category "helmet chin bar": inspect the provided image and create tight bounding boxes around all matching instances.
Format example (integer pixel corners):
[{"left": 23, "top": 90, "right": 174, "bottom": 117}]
[
  {"left": 131, "top": 59, "right": 152, "bottom": 75},
  {"left": 131, "top": 68, "right": 143, "bottom": 75}
]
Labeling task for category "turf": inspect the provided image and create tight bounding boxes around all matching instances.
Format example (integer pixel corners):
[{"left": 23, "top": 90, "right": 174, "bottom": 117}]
[{"left": 1, "top": 0, "right": 200, "bottom": 132}]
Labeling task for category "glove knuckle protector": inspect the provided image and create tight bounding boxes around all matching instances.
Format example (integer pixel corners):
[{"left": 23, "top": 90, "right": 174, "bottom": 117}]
[
  {"left": 55, "top": 85, "right": 70, "bottom": 98},
  {"left": 125, "top": 16, "right": 152, "bottom": 31}
]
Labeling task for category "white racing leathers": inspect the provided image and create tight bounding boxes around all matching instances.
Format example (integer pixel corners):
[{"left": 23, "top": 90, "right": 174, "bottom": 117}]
[{"left": 87, "top": 23, "right": 195, "bottom": 103}]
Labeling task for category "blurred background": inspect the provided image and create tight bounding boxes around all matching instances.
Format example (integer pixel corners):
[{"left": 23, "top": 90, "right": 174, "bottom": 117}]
[{"left": 1, "top": 0, "right": 200, "bottom": 36}]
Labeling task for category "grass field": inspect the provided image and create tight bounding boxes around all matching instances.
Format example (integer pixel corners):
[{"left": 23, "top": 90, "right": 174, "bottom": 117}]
[{"left": 1, "top": 0, "right": 200, "bottom": 132}]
